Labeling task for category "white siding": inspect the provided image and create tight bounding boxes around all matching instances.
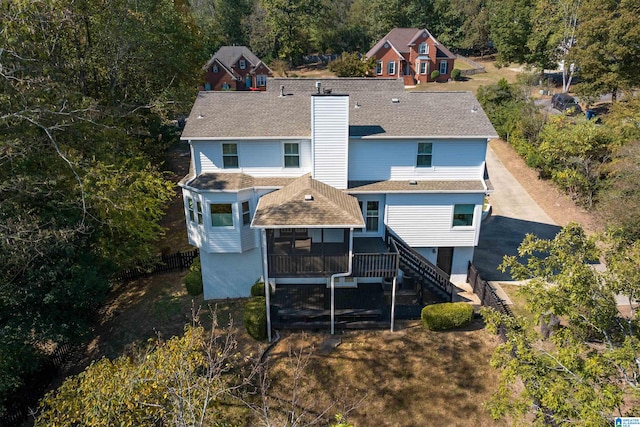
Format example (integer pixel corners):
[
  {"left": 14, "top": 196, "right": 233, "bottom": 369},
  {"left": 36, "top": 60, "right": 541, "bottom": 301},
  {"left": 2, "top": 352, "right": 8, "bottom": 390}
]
[
  {"left": 414, "top": 246, "right": 474, "bottom": 284},
  {"left": 239, "top": 189, "right": 259, "bottom": 251},
  {"left": 312, "top": 96, "right": 349, "bottom": 189},
  {"left": 348, "top": 139, "right": 487, "bottom": 181},
  {"left": 385, "top": 193, "right": 484, "bottom": 247},
  {"left": 201, "top": 250, "right": 262, "bottom": 299},
  {"left": 192, "top": 140, "right": 312, "bottom": 177},
  {"left": 202, "top": 193, "right": 242, "bottom": 253}
]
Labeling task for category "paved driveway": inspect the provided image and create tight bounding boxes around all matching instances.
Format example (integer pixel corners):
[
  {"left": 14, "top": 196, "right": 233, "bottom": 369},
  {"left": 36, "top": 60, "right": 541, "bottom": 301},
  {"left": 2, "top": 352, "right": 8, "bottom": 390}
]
[{"left": 473, "top": 146, "right": 561, "bottom": 281}]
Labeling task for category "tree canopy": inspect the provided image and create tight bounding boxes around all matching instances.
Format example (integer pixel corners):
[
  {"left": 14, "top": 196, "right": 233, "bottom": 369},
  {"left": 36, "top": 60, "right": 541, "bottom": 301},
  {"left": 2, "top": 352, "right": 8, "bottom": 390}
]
[{"left": 484, "top": 224, "right": 640, "bottom": 424}]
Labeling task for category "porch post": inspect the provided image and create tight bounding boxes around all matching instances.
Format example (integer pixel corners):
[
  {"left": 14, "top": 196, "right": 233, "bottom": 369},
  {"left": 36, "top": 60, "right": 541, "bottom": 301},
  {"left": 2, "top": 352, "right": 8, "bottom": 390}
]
[
  {"left": 391, "top": 276, "right": 397, "bottom": 332},
  {"left": 261, "top": 229, "right": 272, "bottom": 342}
]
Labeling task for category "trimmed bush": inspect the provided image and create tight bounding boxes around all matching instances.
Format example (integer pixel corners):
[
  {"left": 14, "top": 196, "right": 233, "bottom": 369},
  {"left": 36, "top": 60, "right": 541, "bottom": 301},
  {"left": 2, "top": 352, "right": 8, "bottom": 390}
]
[
  {"left": 184, "top": 256, "right": 203, "bottom": 296},
  {"left": 430, "top": 70, "right": 440, "bottom": 81},
  {"left": 451, "top": 68, "right": 461, "bottom": 81},
  {"left": 421, "top": 302, "right": 474, "bottom": 331},
  {"left": 250, "top": 279, "right": 266, "bottom": 297},
  {"left": 244, "top": 296, "right": 267, "bottom": 340}
]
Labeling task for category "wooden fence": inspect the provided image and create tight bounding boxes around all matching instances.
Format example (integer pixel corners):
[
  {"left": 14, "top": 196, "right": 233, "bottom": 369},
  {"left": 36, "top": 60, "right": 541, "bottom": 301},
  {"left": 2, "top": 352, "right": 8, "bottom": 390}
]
[
  {"left": 467, "top": 262, "right": 512, "bottom": 341},
  {"left": 112, "top": 249, "right": 199, "bottom": 282}
]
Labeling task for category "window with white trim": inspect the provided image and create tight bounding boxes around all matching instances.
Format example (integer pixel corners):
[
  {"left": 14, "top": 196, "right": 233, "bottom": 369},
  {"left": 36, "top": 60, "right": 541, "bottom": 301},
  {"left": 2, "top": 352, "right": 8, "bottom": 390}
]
[
  {"left": 186, "top": 197, "right": 195, "bottom": 223},
  {"left": 239, "top": 59, "right": 246, "bottom": 69},
  {"left": 439, "top": 60, "right": 448, "bottom": 75},
  {"left": 284, "top": 143, "right": 299, "bottom": 168},
  {"left": 211, "top": 203, "right": 233, "bottom": 227},
  {"left": 222, "top": 143, "right": 238, "bottom": 168},
  {"left": 387, "top": 61, "right": 396, "bottom": 75},
  {"left": 419, "top": 62, "right": 427, "bottom": 74},
  {"left": 256, "top": 74, "right": 267, "bottom": 86},
  {"left": 452, "top": 204, "right": 474, "bottom": 227},
  {"left": 419, "top": 42, "right": 428, "bottom": 54},
  {"left": 242, "top": 201, "right": 251, "bottom": 225},
  {"left": 416, "top": 142, "right": 433, "bottom": 167},
  {"left": 376, "top": 60, "right": 382, "bottom": 75},
  {"left": 365, "top": 201, "right": 379, "bottom": 232}
]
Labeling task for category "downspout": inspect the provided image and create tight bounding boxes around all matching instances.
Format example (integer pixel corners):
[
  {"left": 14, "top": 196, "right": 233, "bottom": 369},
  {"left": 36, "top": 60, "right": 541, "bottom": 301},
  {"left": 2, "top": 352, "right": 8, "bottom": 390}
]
[
  {"left": 391, "top": 276, "right": 397, "bottom": 332},
  {"left": 330, "top": 228, "right": 354, "bottom": 335},
  {"left": 260, "top": 229, "right": 272, "bottom": 342}
]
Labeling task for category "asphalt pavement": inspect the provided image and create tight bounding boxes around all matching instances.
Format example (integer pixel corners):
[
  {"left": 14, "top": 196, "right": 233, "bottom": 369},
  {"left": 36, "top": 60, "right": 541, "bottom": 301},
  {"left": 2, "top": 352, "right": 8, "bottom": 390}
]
[{"left": 473, "top": 146, "right": 561, "bottom": 281}]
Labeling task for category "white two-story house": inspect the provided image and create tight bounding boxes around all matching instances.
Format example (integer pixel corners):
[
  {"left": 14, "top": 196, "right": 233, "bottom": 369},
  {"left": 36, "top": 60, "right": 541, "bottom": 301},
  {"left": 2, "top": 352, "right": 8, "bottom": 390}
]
[{"left": 179, "top": 78, "right": 497, "bottom": 304}]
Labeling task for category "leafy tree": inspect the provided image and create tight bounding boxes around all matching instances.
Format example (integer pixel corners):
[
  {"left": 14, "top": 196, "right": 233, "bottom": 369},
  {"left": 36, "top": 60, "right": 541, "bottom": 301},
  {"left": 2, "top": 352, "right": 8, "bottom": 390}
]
[
  {"left": 328, "top": 52, "right": 376, "bottom": 77},
  {"left": 484, "top": 224, "right": 640, "bottom": 424},
  {"left": 487, "top": 0, "right": 534, "bottom": 67},
  {"left": 530, "top": 116, "right": 614, "bottom": 207},
  {"left": 0, "top": 0, "right": 201, "bottom": 414},
  {"left": 37, "top": 320, "right": 244, "bottom": 426},
  {"left": 569, "top": 0, "right": 640, "bottom": 102}
]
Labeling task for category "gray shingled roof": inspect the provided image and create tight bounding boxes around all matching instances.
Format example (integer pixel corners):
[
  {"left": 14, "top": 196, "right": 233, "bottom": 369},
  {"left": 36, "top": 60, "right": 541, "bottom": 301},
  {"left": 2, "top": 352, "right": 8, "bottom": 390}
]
[
  {"left": 182, "top": 173, "right": 295, "bottom": 191},
  {"left": 251, "top": 174, "right": 365, "bottom": 228},
  {"left": 182, "top": 78, "right": 498, "bottom": 140},
  {"left": 203, "top": 46, "right": 262, "bottom": 71},
  {"left": 347, "top": 180, "right": 487, "bottom": 192}
]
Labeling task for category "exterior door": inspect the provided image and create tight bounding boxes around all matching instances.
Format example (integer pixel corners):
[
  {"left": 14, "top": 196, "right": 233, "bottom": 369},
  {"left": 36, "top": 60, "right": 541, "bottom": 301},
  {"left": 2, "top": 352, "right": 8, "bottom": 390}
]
[
  {"left": 245, "top": 75, "right": 252, "bottom": 89},
  {"left": 436, "top": 247, "right": 453, "bottom": 276}
]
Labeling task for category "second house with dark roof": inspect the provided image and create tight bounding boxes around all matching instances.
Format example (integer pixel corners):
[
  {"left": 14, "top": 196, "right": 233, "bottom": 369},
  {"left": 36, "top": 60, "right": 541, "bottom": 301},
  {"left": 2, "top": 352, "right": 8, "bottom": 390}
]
[
  {"left": 366, "top": 28, "right": 456, "bottom": 85},
  {"left": 202, "top": 46, "right": 273, "bottom": 91}
]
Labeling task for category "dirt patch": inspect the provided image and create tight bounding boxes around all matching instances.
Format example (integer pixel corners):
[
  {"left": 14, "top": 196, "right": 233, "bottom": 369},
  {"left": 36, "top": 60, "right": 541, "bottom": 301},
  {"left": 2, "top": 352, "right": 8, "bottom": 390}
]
[
  {"left": 489, "top": 138, "right": 602, "bottom": 235},
  {"left": 264, "top": 320, "right": 504, "bottom": 426}
]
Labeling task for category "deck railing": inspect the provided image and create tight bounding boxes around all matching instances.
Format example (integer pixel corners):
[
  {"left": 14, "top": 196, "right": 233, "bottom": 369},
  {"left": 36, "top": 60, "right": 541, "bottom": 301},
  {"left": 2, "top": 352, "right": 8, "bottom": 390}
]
[
  {"left": 268, "top": 250, "right": 399, "bottom": 278},
  {"left": 352, "top": 252, "right": 399, "bottom": 277},
  {"left": 385, "top": 227, "right": 454, "bottom": 301},
  {"left": 268, "top": 254, "right": 348, "bottom": 277}
]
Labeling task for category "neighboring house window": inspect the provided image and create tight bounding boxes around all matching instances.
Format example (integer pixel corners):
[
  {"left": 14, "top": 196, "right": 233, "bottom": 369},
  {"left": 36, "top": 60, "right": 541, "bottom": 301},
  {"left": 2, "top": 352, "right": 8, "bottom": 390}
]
[
  {"left": 416, "top": 142, "right": 433, "bottom": 167},
  {"left": 365, "top": 201, "right": 379, "bottom": 232},
  {"left": 387, "top": 61, "right": 396, "bottom": 75},
  {"left": 222, "top": 143, "right": 238, "bottom": 168},
  {"left": 419, "top": 62, "right": 427, "bottom": 74},
  {"left": 419, "top": 43, "right": 428, "bottom": 54},
  {"left": 256, "top": 74, "right": 267, "bottom": 86},
  {"left": 239, "top": 59, "right": 246, "bottom": 69},
  {"left": 212, "top": 65, "right": 218, "bottom": 73},
  {"left": 211, "top": 203, "right": 233, "bottom": 227},
  {"left": 284, "top": 143, "right": 299, "bottom": 168},
  {"left": 439, "top": 60, "right": 448, "bottom": 75},
  {"left": 242, "top": 201, "right": 251, "bottom": 225},
  {"left": 452, "top": 204, "right": 475, "bottom": 227},
  {"left": 376, "top": 60, "right": 382, "bottom": 75},
  {"left": 221, "top": 82, "right": 230, "bottom": 90}
]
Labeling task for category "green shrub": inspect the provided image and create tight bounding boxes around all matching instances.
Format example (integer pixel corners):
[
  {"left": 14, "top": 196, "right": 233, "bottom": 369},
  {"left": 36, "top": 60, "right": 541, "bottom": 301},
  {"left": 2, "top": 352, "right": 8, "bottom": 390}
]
[
  {"left": 244, "top": 297, "right": 267, "bottom": 340},
  {"left": 451, "top": 68, "right": 461, "bottom": 81},
  {"left": 184, "top": 256, "right": 203, "bottom": 296},
  {"left": 430, "top": 70, "right": 440, "bottom": 81},
  {"left": 421, "top": 302, "right": 474, "bottom": 331},
  {"left": 184, "top": 269, "right": 203, "bottom": 296},
  {"left": 250, "top": 280, "right": 265, "bottom": 297}
]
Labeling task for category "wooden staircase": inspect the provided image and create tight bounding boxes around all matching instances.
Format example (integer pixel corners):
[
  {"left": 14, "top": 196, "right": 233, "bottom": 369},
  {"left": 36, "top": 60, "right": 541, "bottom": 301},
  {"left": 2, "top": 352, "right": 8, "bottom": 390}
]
[{"left": 385, "top": 228, "right": 455, "bottom": 304}]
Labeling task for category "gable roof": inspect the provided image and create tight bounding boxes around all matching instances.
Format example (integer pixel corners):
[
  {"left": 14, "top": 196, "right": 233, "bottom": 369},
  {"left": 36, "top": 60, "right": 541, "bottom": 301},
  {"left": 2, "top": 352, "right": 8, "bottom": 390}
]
[
  {"left": 203, "top": 46, "right": 272, "bottom": 74},
  {"left": 251, "top": 174, "right": 365, "bottom": 228},
  {"left": 366, "top": 28, "right": 456, "bottom": 60},
  {"left": 181, "top": 78, "right": 498, "bottom": 140}
]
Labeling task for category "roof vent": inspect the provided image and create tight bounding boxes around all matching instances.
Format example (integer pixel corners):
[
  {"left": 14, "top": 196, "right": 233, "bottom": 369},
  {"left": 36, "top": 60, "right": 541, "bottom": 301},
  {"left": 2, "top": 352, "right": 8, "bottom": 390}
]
[
  {"left": 323, "top": 88, "right": 332, "bottom": 94},
  {"left": 354, "top": 102, "right": 361, "bottom": 109},
  {"left": 304, "top": 194, "right": 314, "bottom": 202},
  {"left": 409, "top": 180, "right": 418, "bottom": 186},
  {"left": 391, "top": 98, "right": 400, "bottom": 104},
  {"left": 471, "top": 105, "right": 478, "bottom": 113},
  {"left": 315, "top": 81, "right": 321, "bottom": 94},
  {"left": 279, "top": 85, "right": 285, "bottom": 97},
  {"left": 197, "top": 113, "right": 204, "bottom": 119}
]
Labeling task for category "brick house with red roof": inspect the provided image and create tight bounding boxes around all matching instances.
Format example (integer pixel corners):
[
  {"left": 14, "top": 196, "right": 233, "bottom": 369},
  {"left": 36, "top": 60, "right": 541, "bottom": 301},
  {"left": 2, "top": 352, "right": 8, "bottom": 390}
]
[
  {"left": 202, "top": 46, "right": 273, "bottom": 91},
  {"left": 366, "top": 28, "right": 456, "bottom": 85}
]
